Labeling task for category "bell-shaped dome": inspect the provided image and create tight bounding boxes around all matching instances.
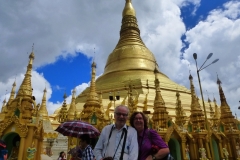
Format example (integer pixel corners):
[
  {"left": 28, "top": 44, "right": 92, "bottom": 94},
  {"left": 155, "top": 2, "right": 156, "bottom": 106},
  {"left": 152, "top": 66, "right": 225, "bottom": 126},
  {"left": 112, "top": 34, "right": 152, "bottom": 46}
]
[{"left": 103, "top": 0, "right": 161, "bottom": 75}]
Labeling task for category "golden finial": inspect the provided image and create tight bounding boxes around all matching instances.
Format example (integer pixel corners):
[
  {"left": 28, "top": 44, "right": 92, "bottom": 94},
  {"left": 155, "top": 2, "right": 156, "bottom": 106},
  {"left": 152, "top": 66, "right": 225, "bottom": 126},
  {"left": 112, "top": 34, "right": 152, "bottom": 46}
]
[
  {"left": 63, "top": 92, "right": 67, "bottom": 100},
  {"left": 123, "top": 0, "right": 136, "bottom": 17},
  {"left": 93, "top": 47, "right": 96, "bottom": 61},
  {"left": 32, "top": 43, "right": 34, "bottom": 52},
  {"left": 216, "top": 72, "right": 221, "bottom": 85},
  {"left": 188, "top": 64, "right": 193, "bottom": 80},
  {"left": 3, "top": 98, "right": 6, "bottom": 104},
  {"left": 16, "top": 47, "right": 35, "bottom": 98},
  {"left": 29, "top": 44, "right": 35, "bottom": 60},
  {"left": 92, "top": 49, "right": 97, "bottom": 68}
]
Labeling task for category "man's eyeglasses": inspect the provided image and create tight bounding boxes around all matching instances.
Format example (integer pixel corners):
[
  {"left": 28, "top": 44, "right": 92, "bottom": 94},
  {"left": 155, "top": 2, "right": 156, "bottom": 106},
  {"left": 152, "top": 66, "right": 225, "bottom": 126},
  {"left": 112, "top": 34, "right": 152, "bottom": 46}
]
[{"left": 115, "top": 112, "right": 128, "bottom": 117}]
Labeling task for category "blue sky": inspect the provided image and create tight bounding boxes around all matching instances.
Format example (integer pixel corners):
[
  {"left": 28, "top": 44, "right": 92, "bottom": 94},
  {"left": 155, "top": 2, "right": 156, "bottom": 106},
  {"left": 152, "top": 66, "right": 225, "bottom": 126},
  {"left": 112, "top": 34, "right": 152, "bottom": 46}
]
[
  {"left": 1, "top": 0, "right": 240, "bottom": 115},
  {"left": 36, "top": 52, "right": 91, "bottom": 102},
  {"left": 181, "top": 0, "right": 228, "bottom": 28}
]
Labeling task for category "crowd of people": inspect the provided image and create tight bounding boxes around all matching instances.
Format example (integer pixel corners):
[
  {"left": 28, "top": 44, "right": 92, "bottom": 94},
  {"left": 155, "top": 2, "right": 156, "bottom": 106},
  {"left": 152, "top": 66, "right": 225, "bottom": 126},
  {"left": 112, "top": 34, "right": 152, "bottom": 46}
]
[{"left": 66, "top": 105, "right": 171, "bottom": 160}]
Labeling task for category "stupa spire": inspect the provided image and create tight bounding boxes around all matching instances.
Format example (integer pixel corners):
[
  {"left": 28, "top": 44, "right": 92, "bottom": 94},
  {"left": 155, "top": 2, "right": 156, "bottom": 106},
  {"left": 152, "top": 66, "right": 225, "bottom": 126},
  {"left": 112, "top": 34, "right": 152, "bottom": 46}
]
[
  {"left": 86, "top": 61, "right": 99, "bottom": 105},
  {"left": 67, "top": 88, "right": 77, "bottom": 120},
  {"left": 143, "top": 93, "right": 148, "bottom": 111},
  {"left": 152, "top": 68, "right": 168, "bottom": 130},
  {"left": 189, "top": 74, "right": 202, "bottom": 111},
  {"left": 58, "top": 93, "right": 68, "bottom": 123},
  {"left": 208, "top": 98, "right": 214, "bottom": 118},
  {"left": 81, "top": 61, "right": 106, "bottom": 127},
  {"left": 116, "top": 0, "right": 144, "bottom": 48},
  {"left": 153, "top": 68, "right": 165, "bottom": 106},
  {"left": 217, "top": 76, "right": 235, "bottom": 130},
  {"left": 38, "top": 87, "right": 49, "bottom": 120},
  {"left": 7, "top": 80, "right": 16, "bottom": 106},
  {"left": 16, "top": 47, "right": 34, "bottom": 98},
  {"left": 103, "top": 0, "right": 160, "bottom": 76},
  {"left": 217, "top": 76, "right": 232, "bottom": 112},
  {"left": 175, "top": 91, "right": 187, "bottom": 127},
  {"left": 1, "top": 99, "right": 6, "bottom": 113},
  {"left": 189, "top": 74, "right": 205, "bottom": 132},
  {"left": 213, "top": 98, "right": 220, "bottom": 119}
]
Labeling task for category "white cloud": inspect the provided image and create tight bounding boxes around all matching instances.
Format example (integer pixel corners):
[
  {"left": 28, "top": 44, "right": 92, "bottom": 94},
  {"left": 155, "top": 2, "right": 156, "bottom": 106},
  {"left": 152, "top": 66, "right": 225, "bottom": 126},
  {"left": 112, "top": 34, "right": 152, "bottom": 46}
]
[
  {"left": 47, "top": 101, "right": 62, "bottom": 115},
  {"left": 1, "top": 0, "right": 240, "bottom": 117},
  {"left": 0, "top": 70, "right": 53, "bottom": 111},
  {"left": 183, "top": 1, "right": 240, "bottom": 115}
]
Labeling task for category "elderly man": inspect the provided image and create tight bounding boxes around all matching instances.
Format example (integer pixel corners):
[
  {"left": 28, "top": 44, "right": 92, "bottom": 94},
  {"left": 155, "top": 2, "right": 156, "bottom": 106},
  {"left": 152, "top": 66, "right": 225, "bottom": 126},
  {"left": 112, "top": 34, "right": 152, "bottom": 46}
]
[{"left": 94, "top": 105, "right": 138, "bottom": 160}]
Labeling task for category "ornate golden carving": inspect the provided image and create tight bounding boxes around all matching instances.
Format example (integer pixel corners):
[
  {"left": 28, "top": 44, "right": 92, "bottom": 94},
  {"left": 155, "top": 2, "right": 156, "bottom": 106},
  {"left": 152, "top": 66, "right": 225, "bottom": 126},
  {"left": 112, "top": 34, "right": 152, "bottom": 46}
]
[
  {"left": 0, "top": 116, "right": 28, "bottom": 137},
  {"left": 164, "top": 123, "right": 185, "bottom": 142}
]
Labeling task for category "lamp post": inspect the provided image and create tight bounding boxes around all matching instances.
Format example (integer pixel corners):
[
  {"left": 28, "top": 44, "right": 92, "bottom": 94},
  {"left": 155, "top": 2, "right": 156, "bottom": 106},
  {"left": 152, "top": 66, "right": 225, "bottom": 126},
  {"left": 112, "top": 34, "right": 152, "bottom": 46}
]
[{"left": 193, "top": 52, "right": 219, "bottom": 160}]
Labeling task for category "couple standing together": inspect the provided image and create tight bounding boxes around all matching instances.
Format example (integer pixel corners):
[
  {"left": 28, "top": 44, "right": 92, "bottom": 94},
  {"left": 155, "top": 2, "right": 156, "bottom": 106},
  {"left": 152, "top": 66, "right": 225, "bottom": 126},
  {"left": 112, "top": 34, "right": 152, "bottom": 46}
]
[{"left": 93, "top": 105, "right": 170, "bottom": 160}]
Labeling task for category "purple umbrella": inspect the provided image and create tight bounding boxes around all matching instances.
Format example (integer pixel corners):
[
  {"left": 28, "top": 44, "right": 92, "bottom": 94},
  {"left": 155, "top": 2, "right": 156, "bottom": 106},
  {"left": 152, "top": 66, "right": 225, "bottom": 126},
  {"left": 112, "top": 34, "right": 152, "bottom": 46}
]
[{"left": 55, "top": 120, "right": 100, "bottom": 138}]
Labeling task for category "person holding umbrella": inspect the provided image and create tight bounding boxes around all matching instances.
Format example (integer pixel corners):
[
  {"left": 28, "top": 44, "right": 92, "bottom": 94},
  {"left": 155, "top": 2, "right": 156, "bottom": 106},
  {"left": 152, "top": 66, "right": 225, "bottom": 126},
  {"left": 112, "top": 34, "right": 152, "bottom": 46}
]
[
  {"left": 94, "top": 105, "right": 138, "bottom": 160},
  {"left": 55, "top": 118, "right": 100, "bottom": 160},
  {"left": 79, "top": 134, "right": 94, "bottom": 160}
]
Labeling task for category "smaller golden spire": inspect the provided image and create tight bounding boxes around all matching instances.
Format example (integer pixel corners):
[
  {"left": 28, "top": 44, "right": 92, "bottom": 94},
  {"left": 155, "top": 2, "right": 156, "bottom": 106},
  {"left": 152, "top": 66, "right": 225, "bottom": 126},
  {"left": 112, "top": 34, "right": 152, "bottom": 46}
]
[
  {"left": 188, "top": 74, "right": 205, "bottom": 132},
  {"left": 216, "top": 75, "right": 235, "bottom": 129},
  {"left": 189, "top": 74, "right": 201, "bottom": 110},
  {"left": 154, "top": 68, "right": 165, "bottom": 106},
  {"left": 175, "top": 91, "right": 187, "bottom": 127},
  {"left": 208, "top": 98, "right": 214, "bottom": 118},
  {"left": 152, "top": 69, "right": 168, "bottom": 130},
  {"left": 7, "top": 80, "right": 16, "bottom": 106},
  {"left": 122, "top": 0, "right": 136, "bottom": 17},
  {"left": 2, "top": 99, "right": 6, "bottom": 106},
  {"left": 85, "top": 61, "right": 99, "bottom": 105},
  {"left": 217, "top": 75, "right": 231, "bottom": 109},
  {"left": 58, "top": 92, "right": 68, "bottom": 123},
  {"left": 17, "top": 46, "right": 35, "bottom": 98},
  {"left": 143, "top": 93, "right": 148, "bottom": 111},
  {"left": 143, "top": 80, "right": 149, "bottom": 111},
  {"left": 38, "top": 87, "right": 49, "bottom": 120},
  {"left": 1, "top": 99, "right": 6, "bottom": 113},
  {"left": 67, "top": 88, "right": 77, "bottom": 120},
  {"left": 213, "top": 98, "right": 220, "bottom": 119}
]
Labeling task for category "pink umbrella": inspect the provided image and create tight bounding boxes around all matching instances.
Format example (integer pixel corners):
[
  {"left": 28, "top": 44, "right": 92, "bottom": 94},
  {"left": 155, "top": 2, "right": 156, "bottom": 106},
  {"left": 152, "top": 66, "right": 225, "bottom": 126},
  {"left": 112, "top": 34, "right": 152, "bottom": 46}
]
[{"left": 55, "top": 120, "right": 100, "bottom": 138}]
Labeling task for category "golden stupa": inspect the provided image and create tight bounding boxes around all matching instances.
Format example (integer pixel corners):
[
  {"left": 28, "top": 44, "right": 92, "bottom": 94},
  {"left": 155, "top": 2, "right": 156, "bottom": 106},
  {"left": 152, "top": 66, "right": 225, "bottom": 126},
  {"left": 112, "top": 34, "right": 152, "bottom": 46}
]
[
  {"left": 71, "top": 0, "right": 240, "bottom": 159},
  {"left": 76, "top": 0, "right": 192, "bottom": 119}
]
